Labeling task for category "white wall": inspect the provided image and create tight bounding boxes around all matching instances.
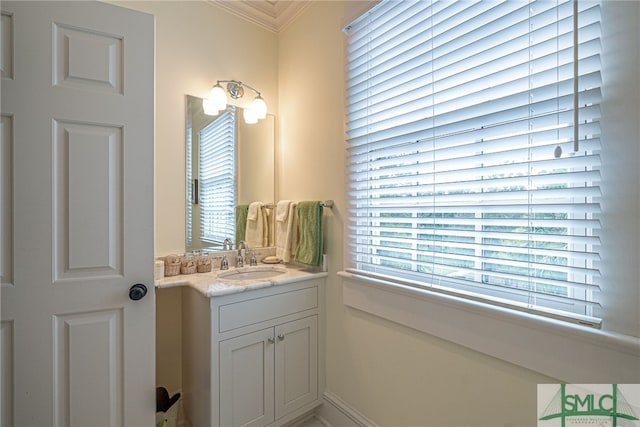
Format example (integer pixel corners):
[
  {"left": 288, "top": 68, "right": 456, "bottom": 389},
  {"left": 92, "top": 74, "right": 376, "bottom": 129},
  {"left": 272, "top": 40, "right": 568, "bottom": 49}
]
[
  {"left": 278, "top": 1, "right": 639, "bottom": 426},
  {"left": 111, "top": 0, "right": 278, "bottom": 394},
  {"left": 112, "top": 0, "right": 279, "bottom": 256},
  {"left": 115, "top": 0, "right": 638, "bottom": 424},
  {"left": 597, "top": 0, "right": 640, "bottom": 336}
]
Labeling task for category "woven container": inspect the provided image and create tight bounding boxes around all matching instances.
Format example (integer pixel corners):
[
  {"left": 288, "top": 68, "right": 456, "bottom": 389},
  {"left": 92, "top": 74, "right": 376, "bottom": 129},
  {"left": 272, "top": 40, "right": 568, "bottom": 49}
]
[
  {"left": 164, "top": 263, "right": 181, "bottom": 277},
  {"left": 196, "top": 254, "right": 212, "bottom": 273},
  {"left": 181, "top": 255, "right": 197, "bottom": 275},
  {"left": 180, "top": 264, "right": 196, "bottom": 275},
  {"left": 164, "top": 254, "right": 182, "bottom": 277},
  {"left": 197, "top": 263, "right": 212, "bottom": 273}
]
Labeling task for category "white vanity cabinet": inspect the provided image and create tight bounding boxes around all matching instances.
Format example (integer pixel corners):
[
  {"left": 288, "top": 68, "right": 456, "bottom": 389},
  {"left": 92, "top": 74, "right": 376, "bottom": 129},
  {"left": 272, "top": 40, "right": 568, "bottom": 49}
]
[
  {"left": 182, "top": 277, "right": 325, "bottom": 427},
  {"left": 220, "top": 315, "right": 318, "bottom": 427}
]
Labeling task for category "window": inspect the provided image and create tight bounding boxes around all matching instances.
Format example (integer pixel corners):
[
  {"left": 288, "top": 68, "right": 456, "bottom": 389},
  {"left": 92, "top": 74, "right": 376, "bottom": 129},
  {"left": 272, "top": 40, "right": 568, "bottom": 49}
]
[
  {"left": 345, "top": 0, "right": 602, "bottom": 326},
  {"left": 199, "top": 109, "right": 237, "bottom": 245}
]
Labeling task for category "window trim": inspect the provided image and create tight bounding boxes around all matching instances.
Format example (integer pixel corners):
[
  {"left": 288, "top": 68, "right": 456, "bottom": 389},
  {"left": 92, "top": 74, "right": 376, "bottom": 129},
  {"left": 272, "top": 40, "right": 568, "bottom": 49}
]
[
  {"left": 339, "top": 0, "right": 640, "bottom": 381},
  {"left": 339, "top": 271, "right": 640, "bottom": 383}
]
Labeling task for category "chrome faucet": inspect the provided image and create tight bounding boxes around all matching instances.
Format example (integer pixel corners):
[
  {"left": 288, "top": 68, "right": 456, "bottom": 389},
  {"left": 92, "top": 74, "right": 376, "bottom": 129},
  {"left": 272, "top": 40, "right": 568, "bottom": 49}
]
[
  {"left": 213, "top": 255, "right": 229, "bottom": 270},
  {"left": 223, "top": 238, "right": 233, "bottom": 251},
  {"left": 236, "top": 240, "right": 248, "bottom": 267}
]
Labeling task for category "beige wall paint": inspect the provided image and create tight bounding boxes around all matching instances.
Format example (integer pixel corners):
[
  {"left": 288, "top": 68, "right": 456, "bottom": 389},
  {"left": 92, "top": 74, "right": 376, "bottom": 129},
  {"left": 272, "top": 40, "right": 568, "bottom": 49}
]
[
  {"left": 112, "top": 0, "right": 279, "bottom": 256},
  {"left": 278, "top": 2, "right": 557, "bottom": 426},
  {"left": 111, "top": 0, "right": 278, "bottom": 394},
  {"left": 111, "top": 0, "right": 637, "bottom": 425}
]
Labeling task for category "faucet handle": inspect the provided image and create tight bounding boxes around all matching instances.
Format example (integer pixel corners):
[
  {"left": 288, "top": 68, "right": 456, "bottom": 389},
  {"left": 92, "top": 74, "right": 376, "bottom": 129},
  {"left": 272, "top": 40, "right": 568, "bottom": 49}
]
[
  {"left": 220, "top": 255, "right": 229, "bottom": 270},
  {"left": 249, "top": 251, "right": 257, "bottom": 266}
]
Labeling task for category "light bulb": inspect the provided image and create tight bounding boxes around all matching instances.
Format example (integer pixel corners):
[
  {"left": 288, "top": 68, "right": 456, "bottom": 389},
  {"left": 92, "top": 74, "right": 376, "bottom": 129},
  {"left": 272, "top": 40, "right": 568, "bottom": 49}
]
[
  {"left": 243, "top": 107, "right": 258, "bottom": 124},
  {"left": 202, "top": 98, "right": 219, "bottom": 116},
  {"left": 251, "top": 95, "right": 267, "bottom": 120},
  {"left": 209, "top": 83, "right": 227, "bottom": 111}
]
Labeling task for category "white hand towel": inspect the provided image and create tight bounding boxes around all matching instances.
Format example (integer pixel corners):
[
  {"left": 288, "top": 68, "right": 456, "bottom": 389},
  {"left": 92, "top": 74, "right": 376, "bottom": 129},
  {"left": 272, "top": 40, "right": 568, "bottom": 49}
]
[
  {"left": 276, "top": 200, "right": 292, "bottom": 222},
  {"left": 276, "top": 202, "right": 298, "bottom": 262},
  {"left": 245, "top": 202, "right": 265, "bottom": 248},
  {"left": 247, "top": 201, "right": 260, "bottom": 221}
]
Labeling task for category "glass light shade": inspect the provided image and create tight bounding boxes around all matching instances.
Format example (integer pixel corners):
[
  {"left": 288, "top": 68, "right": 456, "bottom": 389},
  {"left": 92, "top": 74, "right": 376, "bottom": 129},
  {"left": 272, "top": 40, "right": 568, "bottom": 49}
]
[
  {"left": 251, "top": 96, "right": 267, "bottom": 120},
  {"left": 208, "top": 84, "right": 227, "bottom": 111},
  {"left": 202, "top": 98, "right": 219, "bottom": 116},
  {"left": 243, "top": 107, "right": 258, "bottom": 124}
]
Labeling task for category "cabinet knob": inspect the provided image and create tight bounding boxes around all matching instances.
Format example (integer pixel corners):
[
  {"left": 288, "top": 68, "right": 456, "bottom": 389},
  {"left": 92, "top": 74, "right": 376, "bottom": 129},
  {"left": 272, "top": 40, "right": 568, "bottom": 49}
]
[
  {"left": 277, "top": 334, "right": 285, "bottom": 341},
  {"left": 267, "top": 337, "right": 275, "bottom": 344}
]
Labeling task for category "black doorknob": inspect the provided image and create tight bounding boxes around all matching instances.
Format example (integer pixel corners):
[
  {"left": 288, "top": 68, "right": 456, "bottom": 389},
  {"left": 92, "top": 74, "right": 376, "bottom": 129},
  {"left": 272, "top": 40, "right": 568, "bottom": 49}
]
[{"left": 129, "top": 283, "right": 148, "bottom": 301}]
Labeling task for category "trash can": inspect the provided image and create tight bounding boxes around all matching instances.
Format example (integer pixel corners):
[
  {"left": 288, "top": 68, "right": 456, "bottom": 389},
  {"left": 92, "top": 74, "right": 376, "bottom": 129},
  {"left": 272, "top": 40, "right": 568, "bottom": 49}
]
[{"left": 156, "top": 387, "right": 181, "bottom": 427}]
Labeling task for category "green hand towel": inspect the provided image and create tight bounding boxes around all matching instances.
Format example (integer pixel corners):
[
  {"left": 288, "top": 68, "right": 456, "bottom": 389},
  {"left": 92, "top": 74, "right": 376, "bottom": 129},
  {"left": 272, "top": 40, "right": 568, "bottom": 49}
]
[
  {"left": 235, "top": 205, "right": 249, "bottom": 245},
  {"left": 294, "top": 201, "right": 324, "bottom": 266}
]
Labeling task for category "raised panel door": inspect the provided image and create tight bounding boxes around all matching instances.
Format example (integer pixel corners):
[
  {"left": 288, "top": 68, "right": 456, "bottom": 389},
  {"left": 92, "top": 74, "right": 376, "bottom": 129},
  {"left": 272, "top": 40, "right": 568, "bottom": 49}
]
[
  {"left": 274, "top": 316, "right": 318, "bottom": 420},
  {"left": 0, "top": 2, "right": 154, "bottom": 425},
  {"left": 220, "top": 328, "right": 275, "bottom": 427}
]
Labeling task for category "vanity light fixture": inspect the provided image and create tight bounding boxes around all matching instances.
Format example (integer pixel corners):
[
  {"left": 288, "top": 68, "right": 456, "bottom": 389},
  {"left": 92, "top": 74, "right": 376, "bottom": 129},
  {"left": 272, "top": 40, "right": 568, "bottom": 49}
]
[{"left": 203, "top": 80, "right": 267, "bottom": 123}]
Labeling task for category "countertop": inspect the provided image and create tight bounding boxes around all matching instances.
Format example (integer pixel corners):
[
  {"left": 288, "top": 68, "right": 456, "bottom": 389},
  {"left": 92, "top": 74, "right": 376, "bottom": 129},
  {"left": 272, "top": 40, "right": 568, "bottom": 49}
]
[{"left": 155, "top": 264, "right": 328, "bottom": 297}]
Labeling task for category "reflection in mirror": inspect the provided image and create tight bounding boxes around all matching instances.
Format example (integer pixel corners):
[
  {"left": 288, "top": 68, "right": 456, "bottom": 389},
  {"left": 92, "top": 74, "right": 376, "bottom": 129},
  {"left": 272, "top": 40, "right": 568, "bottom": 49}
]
[{"left": 185, "top": 95, "right": 275, "bottom": 252}]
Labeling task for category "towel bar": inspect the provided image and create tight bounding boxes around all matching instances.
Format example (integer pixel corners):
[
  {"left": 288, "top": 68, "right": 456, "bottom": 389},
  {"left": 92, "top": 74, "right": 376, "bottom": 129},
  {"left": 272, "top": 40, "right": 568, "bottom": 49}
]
[{"left": 261, "top": 200, "right": 334, "bottom": 209}]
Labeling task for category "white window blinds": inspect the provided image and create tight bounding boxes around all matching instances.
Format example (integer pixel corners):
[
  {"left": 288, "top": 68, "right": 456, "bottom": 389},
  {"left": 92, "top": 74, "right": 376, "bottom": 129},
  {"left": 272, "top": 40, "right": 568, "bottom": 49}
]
[
  {"left": 199, "top": 110, "right": 236, "bottom": 244},
  {"left": 345, "top": 0, "right": 602, "bottom": 326}
]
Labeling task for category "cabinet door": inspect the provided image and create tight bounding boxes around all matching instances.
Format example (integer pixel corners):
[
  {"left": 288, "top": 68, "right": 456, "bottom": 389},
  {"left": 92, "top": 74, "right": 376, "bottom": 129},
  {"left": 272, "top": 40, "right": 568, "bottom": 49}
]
[
  {"left": 274, "top": 316, "right": 318, "bottom": 419},
  {"left": 220, "top": 328, "right": 275, "bottom": 427}
]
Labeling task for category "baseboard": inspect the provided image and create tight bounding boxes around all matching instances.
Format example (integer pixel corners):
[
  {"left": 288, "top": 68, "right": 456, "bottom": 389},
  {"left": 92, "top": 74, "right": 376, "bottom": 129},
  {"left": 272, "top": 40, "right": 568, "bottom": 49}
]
[{"left": 315, "top": 391, "right": 378, "bottom": 427}]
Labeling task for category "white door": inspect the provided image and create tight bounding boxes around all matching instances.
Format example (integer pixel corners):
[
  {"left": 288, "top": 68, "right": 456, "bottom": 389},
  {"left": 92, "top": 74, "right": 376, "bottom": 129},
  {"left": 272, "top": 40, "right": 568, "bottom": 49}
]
[
  {"left": 1, "top": 2, "right": 154, "bottom": 426},
  {"left": 220, "top": 328, "right": 275, "bottom": 427},
  {"left": 274, "top": 316, "right": 318, "bottom": 420}
]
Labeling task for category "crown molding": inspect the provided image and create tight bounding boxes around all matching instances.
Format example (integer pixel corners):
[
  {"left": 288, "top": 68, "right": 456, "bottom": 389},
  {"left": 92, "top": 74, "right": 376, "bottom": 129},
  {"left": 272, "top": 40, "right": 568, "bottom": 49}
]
[{"left": 208, "top": 0, "right": 312, "bottom": 33}]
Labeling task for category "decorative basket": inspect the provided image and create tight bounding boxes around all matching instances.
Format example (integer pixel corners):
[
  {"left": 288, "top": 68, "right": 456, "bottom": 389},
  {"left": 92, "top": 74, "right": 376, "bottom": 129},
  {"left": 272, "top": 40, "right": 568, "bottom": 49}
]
[
  {"left": 197, "top": 254, "right": 212, "bottom": 273},
  {"left": 165, "top": 264, "right": 181, "bottom": 276},
  {"left": 197, "top": 263, "right": 211, "bottom": 273},
  {"left": 180, "top": 264, "right": 196, "bottom": 275},
  {"left": 164, "top": 255, "right": 182, "bottom": 277},
  {"left": 180, "top": 254, "right": 197, "bottom": 275}
]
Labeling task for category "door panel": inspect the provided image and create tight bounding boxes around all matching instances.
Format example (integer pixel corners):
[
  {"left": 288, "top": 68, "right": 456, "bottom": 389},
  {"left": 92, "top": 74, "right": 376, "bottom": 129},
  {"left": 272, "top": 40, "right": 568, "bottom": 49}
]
[
  {"left": 0, "top": 114, "right": 11, "bottom": 287},
  {"left": 220, "top": 328, "right": 275, "bottom": 427},
  {"left": 53, "top": 120, "right": 123, "bottom": 279},
  {"left": 54, "top": 310, "right": 123, "bottom": 427},
  {"left": 274, "top": 316, "right": 318, "bottom": 419},
  {"left": 1, "top": 11, "right": 13, "bottom": 80},
  {"left": 0, "top": 2, "right": 154, "bottom": 426},
  {"left": 53, "top": 23, "right": 123, "bottom": 94},
  {"left": 1, "top": 321, "right": 13, "bottom": 426}
]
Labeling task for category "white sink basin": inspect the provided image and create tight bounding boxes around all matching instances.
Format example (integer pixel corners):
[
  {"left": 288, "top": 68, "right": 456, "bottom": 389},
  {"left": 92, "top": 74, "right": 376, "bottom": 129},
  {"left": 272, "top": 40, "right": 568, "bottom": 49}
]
[{"left": 217, "top": 266, "right": 287, "bottom": 281}]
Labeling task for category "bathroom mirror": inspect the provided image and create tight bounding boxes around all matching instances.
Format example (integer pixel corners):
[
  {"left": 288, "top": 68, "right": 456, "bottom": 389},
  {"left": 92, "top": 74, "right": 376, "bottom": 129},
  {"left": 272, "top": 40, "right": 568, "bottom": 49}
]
[{"left": 185, "top": 95, "right": 275, "bottom": 252}]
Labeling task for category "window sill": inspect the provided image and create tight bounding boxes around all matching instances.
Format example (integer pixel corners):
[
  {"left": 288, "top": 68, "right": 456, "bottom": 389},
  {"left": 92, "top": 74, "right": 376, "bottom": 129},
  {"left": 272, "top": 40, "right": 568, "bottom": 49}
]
[{"left": 338, "top": 271, "right": 640, "bottom": 383}]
